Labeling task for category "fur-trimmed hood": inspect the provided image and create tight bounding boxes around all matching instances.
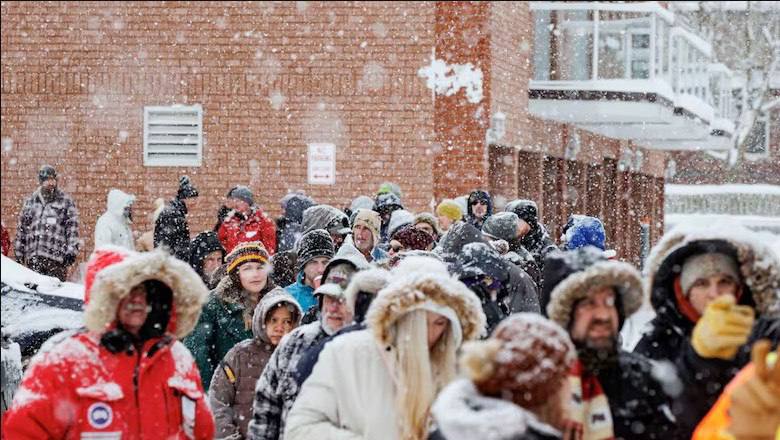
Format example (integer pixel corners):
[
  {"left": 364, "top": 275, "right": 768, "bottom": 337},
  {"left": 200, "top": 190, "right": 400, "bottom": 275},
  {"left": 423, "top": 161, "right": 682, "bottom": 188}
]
[
  {"left": 543, "top": 247, "right": 643, "bottom": 329},
  {"left": 366, "top": 269, "right": 486, "bottom": 348},
  {"left": 84, "top": 249, "right": 209, "bottom": 339},
  {"left": 343, "top": 267, "right": 391, "bottom": 310},
  {"left": 644, "top": 223, "right": 780, "bottom": 322}
]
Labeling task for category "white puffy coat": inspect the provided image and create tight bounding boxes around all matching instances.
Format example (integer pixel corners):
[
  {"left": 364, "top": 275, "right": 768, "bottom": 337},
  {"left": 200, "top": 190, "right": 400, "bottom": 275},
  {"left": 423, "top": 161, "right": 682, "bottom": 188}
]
[{"left": 94, "top": 189, "right": 136, "bottom": 250}]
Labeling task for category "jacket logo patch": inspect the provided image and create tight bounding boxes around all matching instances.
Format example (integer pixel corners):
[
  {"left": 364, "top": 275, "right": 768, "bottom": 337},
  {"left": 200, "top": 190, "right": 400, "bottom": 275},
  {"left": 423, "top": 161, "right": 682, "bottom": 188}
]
[{"left": 87, "top": 402, "right": 113, "bottom": 429}]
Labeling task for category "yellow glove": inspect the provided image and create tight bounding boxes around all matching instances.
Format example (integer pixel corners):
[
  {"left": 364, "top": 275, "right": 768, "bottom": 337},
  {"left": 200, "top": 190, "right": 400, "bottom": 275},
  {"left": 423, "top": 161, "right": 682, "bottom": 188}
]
[
  {"left": 728, "top": 340, "right": 780, "bottom": 440},
  {"left": 692, "top": 295, "right": 755, "bottom": 360}
]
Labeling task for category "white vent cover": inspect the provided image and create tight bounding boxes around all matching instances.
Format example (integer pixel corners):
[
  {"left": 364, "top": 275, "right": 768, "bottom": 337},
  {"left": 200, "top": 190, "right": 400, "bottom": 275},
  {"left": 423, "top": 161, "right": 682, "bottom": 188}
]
[{"left": 143, "top": 104, "right": 203, "bottom": 166}]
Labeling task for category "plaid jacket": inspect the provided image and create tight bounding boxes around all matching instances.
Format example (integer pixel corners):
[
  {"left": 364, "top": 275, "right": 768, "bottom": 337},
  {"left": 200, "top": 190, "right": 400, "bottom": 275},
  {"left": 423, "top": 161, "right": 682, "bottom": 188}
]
[
  {"left": 247, "top": 321, "right": 327, "bottom": 440},
  {"left": 14, "top": 188, "right": 80, "bottom": 264}
]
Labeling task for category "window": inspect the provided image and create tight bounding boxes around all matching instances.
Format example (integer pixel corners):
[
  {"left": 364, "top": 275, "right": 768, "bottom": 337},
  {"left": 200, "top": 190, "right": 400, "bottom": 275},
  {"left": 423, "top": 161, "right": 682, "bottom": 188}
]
[
  {"left": 143, "top": 104, "right": 203, "bottom": 166},
  {"left": 745, "top": 114, "right": 770, "bottom": 159}
]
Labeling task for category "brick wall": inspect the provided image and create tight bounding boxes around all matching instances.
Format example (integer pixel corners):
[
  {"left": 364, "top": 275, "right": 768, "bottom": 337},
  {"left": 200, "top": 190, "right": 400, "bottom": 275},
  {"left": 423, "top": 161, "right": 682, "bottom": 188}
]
[{"left": 1, "top": 1, "right": 437, "bottom": 263}]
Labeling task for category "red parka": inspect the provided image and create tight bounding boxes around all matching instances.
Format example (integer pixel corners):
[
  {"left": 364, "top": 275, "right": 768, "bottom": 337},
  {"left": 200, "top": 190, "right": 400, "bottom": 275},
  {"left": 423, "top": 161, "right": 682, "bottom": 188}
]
[
  {"left": 218, "top": 208, "right": 277, "bottom": 255},
  {"left": 3, "top": 247, "right": 215, "bottom": 439}
]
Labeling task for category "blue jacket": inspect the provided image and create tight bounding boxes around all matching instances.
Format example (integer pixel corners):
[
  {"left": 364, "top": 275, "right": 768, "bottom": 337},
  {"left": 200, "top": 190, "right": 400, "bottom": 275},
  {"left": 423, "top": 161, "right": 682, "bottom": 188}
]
[
  {"left": 285, "top": 271, "right": 316, "bottom": 313},
  {"left": 371, "top": 246, "right": 388, "bottom": 263}
]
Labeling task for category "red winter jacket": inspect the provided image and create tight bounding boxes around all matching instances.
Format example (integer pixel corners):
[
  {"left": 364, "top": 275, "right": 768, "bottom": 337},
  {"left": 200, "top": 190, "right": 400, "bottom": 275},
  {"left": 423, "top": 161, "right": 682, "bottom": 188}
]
[
  {"left": 3, "top": 248, "right": 214, "bottom": 440},
  {"left": 1, "top": 222, "right": 10, "bottom": 257},
  {"left": 2, "top": 332, "right": 214, "bottom": 440},
  {"left": 218, "top": 208, "right": 277, "bottom": 255}
]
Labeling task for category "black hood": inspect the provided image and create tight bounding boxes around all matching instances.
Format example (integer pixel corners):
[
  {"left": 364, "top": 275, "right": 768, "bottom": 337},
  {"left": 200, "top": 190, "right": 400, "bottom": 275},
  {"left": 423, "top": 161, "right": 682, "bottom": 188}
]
[
  {"left": 188, "top": 231, "right": 225, "bottom": 280},
  {"left": 455, "top": 242, "right": 510, "bottom": 283},
  {"left": 283, "top": 194, "right": 316, "bottom": 224},
  {"left": 466, "top": 190, "right": 493, "bottom": 219},
  {"left": 434, "top": 222, "right": 488, "bottom": 265}
]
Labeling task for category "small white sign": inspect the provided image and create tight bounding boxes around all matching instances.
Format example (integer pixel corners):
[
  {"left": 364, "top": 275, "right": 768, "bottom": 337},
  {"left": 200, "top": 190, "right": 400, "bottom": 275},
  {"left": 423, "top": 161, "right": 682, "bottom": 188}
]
[{"left": 308, "top": 143, "right": 336, "bottom": 185}]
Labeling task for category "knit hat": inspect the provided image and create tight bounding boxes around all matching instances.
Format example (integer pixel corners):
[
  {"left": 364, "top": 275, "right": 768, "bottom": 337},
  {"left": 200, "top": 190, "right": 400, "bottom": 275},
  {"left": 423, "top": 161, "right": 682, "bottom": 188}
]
[
  {"left": 350, "top": 195, "right": 375, "bottom": 213},
  {"left": 680, "top": 252, "right": 741, "bottom": 296},
  {"left": 562, "top": 215, "right": 606, "bottom": 251},
  {"left": 229, "top": 185, "right": 254, "bottom": 206},
  {"left": 374, "top": 192, "right": 403, "bottom": 214},
  {"left": 436, "top": 199, "right": 463, "bottom": 223},
  {"left": 296, "top": 229, "right": 335, "bottom": 272},
  {"left": 505, "top": 199, "right": 538, "bottom": 227},
  {"left": 461, "top": 313, "right": 575, "bottom": 408},
  {"left": 482, "top": 212, "right": 520, "bottom": 242},
  {"left": 391, "top": 225, "right": 435, "bottom": 251},
  {"left": 225, "top": 241, "right": 270, "bottom": 274},
  {"left": 38, "top": 165, "right": 57, "bottom": 183},
  {"left": 177, "top": 175, "right": 199, "bottom": 199},
  {"left": 414, "top": 212, "right": 441, "bottom": 237},
  {"left": 352, "top": 208, "right": 381, "bottom": 246},
  {"left": 377, "top": 182, "right": 403, "bottom": 199},
  {"left": 387, "top": 209, "right": 415, "bottom": 238}
]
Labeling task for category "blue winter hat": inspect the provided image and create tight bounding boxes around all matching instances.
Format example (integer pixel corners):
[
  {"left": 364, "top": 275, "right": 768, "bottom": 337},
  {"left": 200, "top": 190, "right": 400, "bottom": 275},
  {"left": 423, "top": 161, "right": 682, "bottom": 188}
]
[{"left": 563, "top": 215, "right": 606, "bottom": 251}]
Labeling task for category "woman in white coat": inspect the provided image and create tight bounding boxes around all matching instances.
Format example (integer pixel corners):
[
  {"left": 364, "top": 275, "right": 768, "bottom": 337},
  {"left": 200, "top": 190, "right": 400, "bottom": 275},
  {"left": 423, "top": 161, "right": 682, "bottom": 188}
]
[
  {"left": 94, "top": 188, "right": 136, "bottom": 250},
  {"left": 284, "top": 257, "right": 486, "bottom": 440}
]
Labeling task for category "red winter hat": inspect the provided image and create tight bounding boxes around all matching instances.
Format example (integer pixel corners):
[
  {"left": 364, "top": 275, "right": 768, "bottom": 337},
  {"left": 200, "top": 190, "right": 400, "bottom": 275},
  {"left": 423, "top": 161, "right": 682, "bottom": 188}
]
[
  {"left": 391, "top": 225, "right": 434, "bottom": 251},
  {"left": 84, "top": 247, "right": 131, "bottom": 305},
  {"left": 461, "top": 313, "right": 575, "bottom": 408}
]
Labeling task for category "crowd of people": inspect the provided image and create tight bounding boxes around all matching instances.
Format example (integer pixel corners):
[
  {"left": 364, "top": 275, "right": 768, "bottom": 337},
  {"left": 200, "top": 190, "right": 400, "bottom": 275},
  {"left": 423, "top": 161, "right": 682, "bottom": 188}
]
[{"left": 2, "top": 165, "right": 778, "bottom": 439}]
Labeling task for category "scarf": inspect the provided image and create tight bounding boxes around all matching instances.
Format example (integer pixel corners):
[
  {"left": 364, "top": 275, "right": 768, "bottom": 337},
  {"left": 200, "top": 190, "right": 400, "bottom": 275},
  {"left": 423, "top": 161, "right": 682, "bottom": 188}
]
[{"left": 566, "top": 359, "right": 614, "bottom": 440}]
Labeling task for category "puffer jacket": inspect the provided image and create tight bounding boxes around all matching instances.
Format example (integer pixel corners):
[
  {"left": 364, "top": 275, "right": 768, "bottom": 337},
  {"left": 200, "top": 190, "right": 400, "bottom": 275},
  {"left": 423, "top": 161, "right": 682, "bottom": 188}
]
[
  {"left": 184, "top": 275, "right": 276, "bottom": 390},
  {"left": 154, "top": 198, "right": 191, "bottom": 261},
  {"left": 2, "top": 250, "right": 214, "bottom": 439},
  {"left": 276, "top": 194, "right": 315, "bottom": 253},
  {"left": 633, "top": 224, "right": 780, "bottom": 438},
  {"left": 94, "top": 189, "right": 136, "bottom": 250},
  {"left": 218, "top": 207, "right": 277, "bottom": 255},
  {"left": 209, "top": 289, "right": 302, "bottom": 439}
]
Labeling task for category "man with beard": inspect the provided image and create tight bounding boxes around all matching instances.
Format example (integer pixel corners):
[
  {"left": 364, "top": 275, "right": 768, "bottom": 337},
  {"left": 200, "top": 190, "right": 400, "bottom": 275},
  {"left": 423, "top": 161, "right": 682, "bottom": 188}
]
[
  {"left": 543, "top": 247, "right": 675, "bottom": 440},
  {"left": 14, "top": 165, "right": 80, "bottom": 280}
]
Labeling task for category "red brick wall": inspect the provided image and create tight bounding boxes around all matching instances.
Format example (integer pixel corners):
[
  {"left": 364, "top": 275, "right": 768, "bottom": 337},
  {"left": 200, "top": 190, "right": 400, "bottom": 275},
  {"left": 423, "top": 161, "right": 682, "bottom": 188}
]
[{"left": 1, "top": 1, "right": 436, "bottom": 263}]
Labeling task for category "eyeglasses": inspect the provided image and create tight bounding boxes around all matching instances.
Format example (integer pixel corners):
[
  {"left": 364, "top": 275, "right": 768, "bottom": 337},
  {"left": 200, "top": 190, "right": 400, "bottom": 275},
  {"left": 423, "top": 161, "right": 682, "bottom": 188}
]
[{"left": 471, "top": 200, "right": 487, "bottom": 206}]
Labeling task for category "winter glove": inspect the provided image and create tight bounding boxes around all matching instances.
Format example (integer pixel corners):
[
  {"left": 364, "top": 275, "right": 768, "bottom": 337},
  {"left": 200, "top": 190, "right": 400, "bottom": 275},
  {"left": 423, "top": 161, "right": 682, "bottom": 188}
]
[
  {"left": 728, "top": 340, "right": 780, "bottom": 440},
  {"left": 62, "top": 253, "right": 77, "bottom": 267},
  {"left": 692, "top": 295, "right": 755, "bottom": 360}
]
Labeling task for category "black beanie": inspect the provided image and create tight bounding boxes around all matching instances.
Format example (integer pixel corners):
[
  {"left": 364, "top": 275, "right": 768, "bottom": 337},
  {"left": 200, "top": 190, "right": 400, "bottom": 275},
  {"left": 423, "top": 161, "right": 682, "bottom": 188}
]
[
  {"left": 38, "top": 165, "right": 57, "bottom": 183},
  {"left": 296, "top": 229, "right": 335, "bottom": 272},
  {"left": 177, "top": 175, "right": 199, "bottom": 199}
]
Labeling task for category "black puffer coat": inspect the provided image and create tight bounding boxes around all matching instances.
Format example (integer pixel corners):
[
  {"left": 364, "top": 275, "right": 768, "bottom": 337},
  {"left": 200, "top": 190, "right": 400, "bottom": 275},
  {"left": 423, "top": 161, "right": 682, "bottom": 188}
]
[
  {"left": 154, "top": 198, "right": 191, "bottom": 261},
  {"left": 276, "top": 194, "right": 315, "bottom": 253},
  {"left": 505, "top": 199, "right": 558, "bottom": 271},
  {"left": 634, "top": 226, "right": 780, "bottom": 438}
]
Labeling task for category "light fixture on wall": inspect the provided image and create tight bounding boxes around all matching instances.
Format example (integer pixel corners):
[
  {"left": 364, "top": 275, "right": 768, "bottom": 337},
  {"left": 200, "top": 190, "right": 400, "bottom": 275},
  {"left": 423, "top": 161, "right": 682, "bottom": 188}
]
[
  {"left": 564, "top": 130, "right": 581, "bottom": 160},
  {"left": 486, "top": 111, "right": 506, "bottom": 144}
]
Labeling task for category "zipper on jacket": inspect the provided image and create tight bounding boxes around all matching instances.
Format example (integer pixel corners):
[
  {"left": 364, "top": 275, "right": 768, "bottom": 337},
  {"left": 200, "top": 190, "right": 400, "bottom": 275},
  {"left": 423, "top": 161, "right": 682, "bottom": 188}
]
[{"left": 133, "top": 350, "right": 142, "bottom": 435}]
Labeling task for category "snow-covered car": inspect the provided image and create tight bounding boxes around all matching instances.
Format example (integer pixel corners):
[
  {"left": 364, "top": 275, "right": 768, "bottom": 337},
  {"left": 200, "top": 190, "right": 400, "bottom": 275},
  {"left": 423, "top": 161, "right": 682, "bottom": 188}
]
[{"left": 1, "top": 255, "right": 84, "bottom": 360}]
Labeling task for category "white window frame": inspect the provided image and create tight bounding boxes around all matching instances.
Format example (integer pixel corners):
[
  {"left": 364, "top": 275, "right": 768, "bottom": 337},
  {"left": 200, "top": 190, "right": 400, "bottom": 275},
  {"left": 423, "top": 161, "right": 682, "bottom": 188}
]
[
  {"left": 143, "top": 104, "right": 203, "bottom": 167},
  {"left": 745, "top": 114, "right": 770, "bottom": 161}
]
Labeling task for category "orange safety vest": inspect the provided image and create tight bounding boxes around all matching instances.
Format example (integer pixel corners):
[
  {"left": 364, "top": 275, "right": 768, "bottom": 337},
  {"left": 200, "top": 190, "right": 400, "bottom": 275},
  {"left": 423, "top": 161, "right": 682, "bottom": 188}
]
[{"left": 693, "top": 353, "right": 779, "bottom": 440}]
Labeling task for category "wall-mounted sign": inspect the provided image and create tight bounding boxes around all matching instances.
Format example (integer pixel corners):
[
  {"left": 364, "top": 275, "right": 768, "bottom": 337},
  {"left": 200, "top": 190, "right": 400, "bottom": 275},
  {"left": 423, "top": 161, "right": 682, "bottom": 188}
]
[{"left": 307, "top": 143, "right": 336, "bottom": 185}]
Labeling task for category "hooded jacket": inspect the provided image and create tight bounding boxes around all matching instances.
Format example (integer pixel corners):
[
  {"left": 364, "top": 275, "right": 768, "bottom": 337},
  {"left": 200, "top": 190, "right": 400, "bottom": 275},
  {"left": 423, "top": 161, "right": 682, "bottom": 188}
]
[
  {"left": 188, "top": 231, "right": 225, "bottom": 288},
  {"left": 633, "top": 224, "right": 780, "bottom": 438},
  {"left": 209, "top": 288, "right": 302, "bottom": 439},
  {"left": 284, "top": 269, "right": 486, "bottom": 440},
  {"left": 466, "top": 190, "right": 493, "bottom": 230},
  {"left": 505, "top": 199, "right": 558, "bottom": 269},
  {"left": 456, "top": 242, "right": 540, "bottom": 334},
  {"left": 542, "top": 247, "right": 675, "bottom": 440},
  {"left": 154, "top": 198, "right": 191, "bottom": 261},
  {"left": 218, "top": 207, "right": 277, "bottom": 256},
  {"left": 2, "top": 249, "right": 214, "bottom": 439},
  {"left": 276, "top": 194, "right": 315, "bottom": 253},
  {"left": 429, "top": 379, "right": 562, "bottom": 440},
  {"left": 434, "top": 221, "right": 489, "bottom": 267},
  {"left": 184, "top": 274, "right": 276, "bottom": 390},
  {"left": 94, "top": 189, "right": 136, "bottom": 250}
]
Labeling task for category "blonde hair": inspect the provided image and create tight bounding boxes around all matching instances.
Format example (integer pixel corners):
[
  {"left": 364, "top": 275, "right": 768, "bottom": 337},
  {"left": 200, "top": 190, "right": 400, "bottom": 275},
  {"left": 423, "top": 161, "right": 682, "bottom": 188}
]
[
  {"left": 150, "top": 197, "right": 166, "bottom": 223},
  {"left": 392, "top": 309, "right": 457, "bottom": 440}
]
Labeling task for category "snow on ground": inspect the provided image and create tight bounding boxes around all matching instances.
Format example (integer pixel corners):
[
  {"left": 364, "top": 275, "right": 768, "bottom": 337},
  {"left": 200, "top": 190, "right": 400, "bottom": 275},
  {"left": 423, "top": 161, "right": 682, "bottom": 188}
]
[{"left": 665, "top": 183, "right": 780, "bottom": 195}]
